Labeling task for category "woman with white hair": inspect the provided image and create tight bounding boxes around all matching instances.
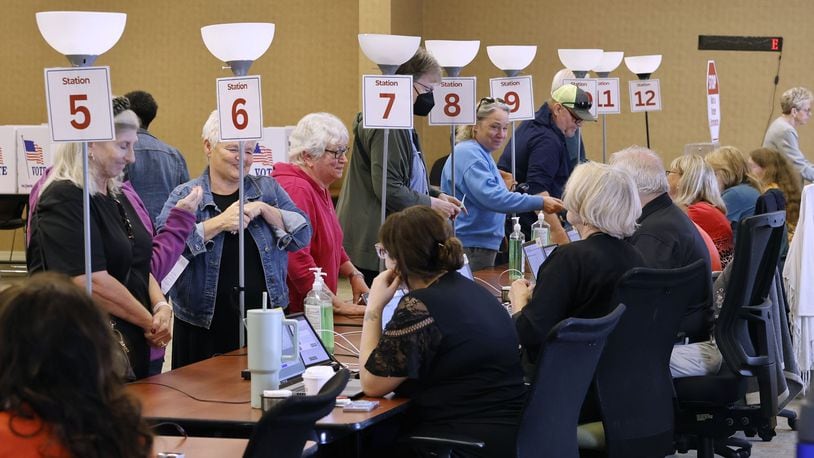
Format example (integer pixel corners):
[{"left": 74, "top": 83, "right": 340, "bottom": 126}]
[
  {"left": 763, "top": 86, "right": 814, "bottom": 183},
  {"left": 510, "top": 162, "right": 645, "bottom": 364},
  {"left": 273, "top": 113, "right": 368, "bottom": 316},
  {"left": 27, "top": 97, "right": 177, "bottom": 379},
  {"left": 156, "top": 110, "right": 311, "bottom": 369},
  {"left": 668, "top": 154, "right": 733, "bottom": 267}
]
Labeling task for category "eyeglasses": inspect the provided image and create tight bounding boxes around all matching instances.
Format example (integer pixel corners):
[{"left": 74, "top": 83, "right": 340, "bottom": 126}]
[
  {"left": 414, "top": 80, "right": 433, "bottom": 94},
  {"left": 374, "top": 243, "right": 388, "bottom": 259},
  {"left": 325, "top": 146, "right": 348, "bottom": 160},
  {"left": 112, "top": 198, "right": 134, "bottom": 242},
  {"left": 562, "top": 106, "right": 583, "bottom": 125},
  {"left": 477, "top": 97, "right": 506, "bottom": 111}
]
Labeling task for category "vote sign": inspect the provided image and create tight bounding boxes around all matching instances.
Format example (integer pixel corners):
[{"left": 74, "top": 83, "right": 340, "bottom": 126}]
[
  {"left": 44, "top": 66, "right": 114, "bottom": 142},
  {"left": 563, "top": 78, "right": 599, "bottom": 119},
  {"left": 628, "top": 79, "right": 663, "bottom": 112},
  {"left": 362, "top": 75, "right": 413, "bottom": 129},
  {"left": 596, "top": 78, "right": 622, "bottom": 115},
  {"left": 429, "top": 77, "right": 477, "bottom": 126},
  {"left": 216, "top": 76, "right": 263, "bottom": 141},
  {"left": 489, "top": 76, "right": 535, "bottom": 121}
]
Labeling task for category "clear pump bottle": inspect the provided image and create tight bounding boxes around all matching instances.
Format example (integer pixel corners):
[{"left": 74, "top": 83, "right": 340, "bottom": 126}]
[
  {"left": 530, "top": 211, "right": 550, "bottom": 246},
  {"left": 303, "top": 267, "right": 334, "bottom": 353},
  {"left": 508, "top": 216, "right": 525, "bottom": 280}
]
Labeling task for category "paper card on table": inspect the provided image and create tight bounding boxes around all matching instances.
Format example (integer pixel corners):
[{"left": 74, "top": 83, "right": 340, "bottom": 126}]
[
  {"left": 44, "top": 66, "right": 114, "bottom": 142},
  {"left": 217, "top": 76, "right": 264, "bottom": 141},
  {"left": 362, "top": 75, "right": 413, "bottom": 129},
  {"left": 489, "top": 76, "right": 535, "bottom": 121},
  {"left": 429, "top": 77, "right": 477, "bottom": 126},
  {"left": 563, "top": 78, "right": 599, "bottom": 119},
  {"left": 628, "top": 79, "right": 663, "bottom": 112},
  {"left": 596, "top": 78, "right": 622, "bottom": 115}
]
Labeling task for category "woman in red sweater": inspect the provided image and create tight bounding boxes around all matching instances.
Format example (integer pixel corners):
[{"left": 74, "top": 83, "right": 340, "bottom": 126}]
[
  {"left": 668, "top": 154, "right": 733, "bottom": 267},
  {"left": 273, "top": 113, "right": 368, "bottom": 316},
  {"left": 0, "top": 273, "right": 152, "bottom": 458}
]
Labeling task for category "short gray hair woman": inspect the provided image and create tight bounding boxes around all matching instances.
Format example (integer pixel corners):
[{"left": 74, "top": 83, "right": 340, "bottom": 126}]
[
  {"left": 287, "top": 112, "right": 349, "bottom": 166},
  {"left": 440, "top": 97, "right": 563, "bottom": 271},
  {"left": 763, "top": 86, "right": 814, "bottom": 182}
]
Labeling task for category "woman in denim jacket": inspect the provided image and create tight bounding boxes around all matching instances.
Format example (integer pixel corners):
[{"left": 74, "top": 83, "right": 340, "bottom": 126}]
[{"left": 157, "top": 110, "right": 311, "bottom": 369}]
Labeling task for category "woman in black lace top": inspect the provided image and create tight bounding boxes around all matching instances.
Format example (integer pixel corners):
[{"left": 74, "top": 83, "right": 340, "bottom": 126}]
[{"left": 359, "top": 206, "right": 526, "bottom": 457}]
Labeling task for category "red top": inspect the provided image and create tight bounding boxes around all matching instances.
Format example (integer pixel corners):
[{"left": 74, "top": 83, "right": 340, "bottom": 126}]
[
  {"left": 688, "top": 201, "right": 733, "bottom": 268},
  {"left": 693, "top": 222, "right": 722, "bottom": 271},
  {"left": 272, "top": 163, "right": 350, "bottom": 313},
  {"left": 0, "top": 412, "right": 71, "bottom": 458}
]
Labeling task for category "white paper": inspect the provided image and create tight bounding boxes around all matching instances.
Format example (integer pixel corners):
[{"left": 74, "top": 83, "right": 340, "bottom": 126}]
[
  {"left": 216, "top": 76, "right": 264, "bottom": 141},
  {"left": 161, "top": 255, "right": 189, "bottom": 295}
]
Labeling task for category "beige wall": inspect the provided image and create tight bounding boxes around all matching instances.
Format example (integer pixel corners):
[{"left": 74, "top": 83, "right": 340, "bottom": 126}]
[{"left": 2, "top": 0, "right": 812, "bottom": 255}]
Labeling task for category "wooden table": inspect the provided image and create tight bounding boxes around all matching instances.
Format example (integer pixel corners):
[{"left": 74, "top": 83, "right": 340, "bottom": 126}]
[{"left": 127, "top": 351, "right": 408, "bottom": 451}]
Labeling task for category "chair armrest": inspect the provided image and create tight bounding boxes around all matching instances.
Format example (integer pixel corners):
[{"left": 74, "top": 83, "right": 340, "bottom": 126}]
[{"left": 404, "top": 434, "right": 485, "bottom": 453}]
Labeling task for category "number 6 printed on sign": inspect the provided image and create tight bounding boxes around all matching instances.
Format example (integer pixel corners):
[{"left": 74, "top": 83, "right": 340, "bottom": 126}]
[{"left": 216, "top": 76, "right": 263, "bottom": 141}]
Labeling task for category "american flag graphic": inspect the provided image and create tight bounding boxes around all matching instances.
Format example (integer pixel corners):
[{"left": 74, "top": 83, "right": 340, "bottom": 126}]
[
  {"left": 23, "top": 140, "right": 44, "bottom": 165},
  {"left": 253, "top": 143, "right": 275, "bottom": 167}
]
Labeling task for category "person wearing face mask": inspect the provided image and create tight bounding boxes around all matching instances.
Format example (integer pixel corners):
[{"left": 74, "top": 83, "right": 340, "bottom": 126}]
[
  {"left": 441, "top": 98, "right": 564, "bottom": 271},
  {"left": 337, "top": 47, "right": 462, "bottom": 286},
  {"left": 497, "top": 84, "right": 596, "bottom": 240}
]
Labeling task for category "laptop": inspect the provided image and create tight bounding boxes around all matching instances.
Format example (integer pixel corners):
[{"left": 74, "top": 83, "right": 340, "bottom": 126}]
[
  {"left": 566, "top": 227, "right": 581, "bottom": 242},
  {"left": 277, "top": 313, "right": 364, "bottom": 398},
  {"left": 522, "top": 241, "right": 557, "bottom": 278}
]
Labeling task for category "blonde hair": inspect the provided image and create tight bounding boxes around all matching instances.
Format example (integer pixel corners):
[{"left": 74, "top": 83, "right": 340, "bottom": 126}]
[
  {"left": 705, "top": 145, "right": 761, "bottom": 191},
  {"left": 288, "top": 112, "right": 349, "bottom": 166},
  {"left": 563, "top": 162, "right": 641, "bottom": 239},
  {"left": 669, "top": 154, "right": 727, "bottom": 212},
  {"left": 780, "top": 87, "right": 813, "bottom": 114},
  {"left": 455, "top": 98, "right": 510, "bottom": 143},
  {"left": 40, "top": 108, "right": 139, "bottom": 199}
]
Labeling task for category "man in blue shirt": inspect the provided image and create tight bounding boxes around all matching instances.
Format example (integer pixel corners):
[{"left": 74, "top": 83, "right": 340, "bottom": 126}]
[{"left": 124, "top": 90, "right": 190, "bottom": 225}]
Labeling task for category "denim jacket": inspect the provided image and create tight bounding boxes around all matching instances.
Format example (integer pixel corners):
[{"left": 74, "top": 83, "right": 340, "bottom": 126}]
[{"left": 156, "top": 168, "right": 312, "bottom": 328}]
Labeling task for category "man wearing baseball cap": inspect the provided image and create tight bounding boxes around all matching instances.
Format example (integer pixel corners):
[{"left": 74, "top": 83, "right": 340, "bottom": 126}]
[{"left": 497, "top": 83, "right": 595, "bottom": 240}]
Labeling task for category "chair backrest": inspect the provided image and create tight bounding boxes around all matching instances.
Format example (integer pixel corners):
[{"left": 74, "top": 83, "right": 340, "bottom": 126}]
[
  {"left": 715, "top": 211, "right": 785, "bottom": 419},
  {"left": 0, "top": 194, "right": 27, "bottom": 229},
  {"left": 755, "top": 188, "right": 786, "bottom": 215},
  {"left": 516, "top": 304, "right": 626, "bottom": 458},
  {"left": 595, "top": 259, "right": 710, "bottom": 458},
  {"left": 243, "top": 369, "right": 350, "bottom": 458}
]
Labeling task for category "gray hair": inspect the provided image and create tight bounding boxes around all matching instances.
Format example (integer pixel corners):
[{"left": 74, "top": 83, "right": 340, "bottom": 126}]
[
  {"left": 40, "top": 105, "right": 139, "bottom": 199},
  {"left": 550, "top": 68, "right": 576, "bottom": 95},
  {"left": 563, "top": 162, "right": 641, "bottom": 239},
  {"left": 200, "top": 109, "right": 257, "bottom": 159},
  {"left": 669, "top": 154, "right": 727, "bottom": 212},
  {"left": 610, "top": 145, "right": 669, "bottom": 196},
  {"left": 288, "top": 113, "right": 349, "bottom": 166},
  {"left": 780, "top": 87, "right": 813, "bottom": 114},
  {"left": 455, "top": 98, "right": 511, "bottom": 143}
]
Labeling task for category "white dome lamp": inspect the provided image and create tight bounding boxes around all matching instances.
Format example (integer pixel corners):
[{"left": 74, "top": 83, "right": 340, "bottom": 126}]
[
  {"left": 201, "top": 23, "right": 275, "bottom": 76},
  {"left": 358, "top": 34, "right": 420, "bottom": 75},
  {"left": 486, "top": 45, "right": 537, "bottom": 77},
  {"left": 35, "top": 11, "right": 128, "bottom": 295},
  {"left": 486, "top": 45, "right": 537, "bottom": 199},
  {"left": 625, "top": 54, "right": 662, "bottom": 80},
  {"left": 625, "top": 55, "right": 663, "bottom": 148},
  {"left": 557, "top": 48, "right": 603, "bottom": 78},
  {"left": 36, "top": 11, "right": 126, "bottom": 67},
  {"left": 425, "top": 40, "right": 480, "bottom": 77},
  {"left": 591, "top": 52, "right": 625, "bottom": 163},
  {"left": 201, "top": 23, "right": 275, "bottom": 349},
  {"left": 592, "top": 51, "right": 624, "bottom": 78}
]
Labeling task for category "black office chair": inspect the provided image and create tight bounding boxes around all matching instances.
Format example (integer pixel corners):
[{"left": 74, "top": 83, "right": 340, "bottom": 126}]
[
  {"left": 674, "top": 211, "right": 786, "bottom": 458},
  {"left": 243, "top": 369, "right": 349, "bottom": 458},
  {"left": 428, "top": 154, "right": 449, "bottom": 187},
  {"left": 406, "top": 304, "right": 627, "bottom": 458},
  {"left": 0, "top": 194, "right": 28, "bottom": 273},
  {"left": 578, "top": 259, "right": 710, "bottom": 458}
]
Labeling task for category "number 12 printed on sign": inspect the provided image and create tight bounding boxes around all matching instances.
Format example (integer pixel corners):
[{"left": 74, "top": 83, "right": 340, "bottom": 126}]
[{"left": 628, "top": 79, "right": 662, "bottom": 113}]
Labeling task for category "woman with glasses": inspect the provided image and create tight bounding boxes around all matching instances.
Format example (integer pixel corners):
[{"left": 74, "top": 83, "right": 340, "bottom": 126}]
[
  {"left": 441, "top": 97, "right": 564, "bottom": 271},
  {"left": 360, "top": 206, "right": 526, "bottom": 457},
  {"left": 28, "top": 97, "right": 179, "bottom": 380},
  {"left": 667, "top": 154, "right": 733, "bottom": 267},
  {"left": 763, "top": 87, "right": 814, "bottom": 183},
  {"left": 273, "top": 113, "right": 368, "bottom": 316},
  {"left": 337, "top": 47, "right": 462, "bottom": 286},
  {"left": 156, "top": 110, "right": 311, "bottom": 369}
]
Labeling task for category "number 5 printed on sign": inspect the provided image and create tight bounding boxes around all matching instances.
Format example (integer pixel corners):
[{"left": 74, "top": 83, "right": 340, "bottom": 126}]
[{"left": 45, "top": 66, "right": 115, "bottom": 142}]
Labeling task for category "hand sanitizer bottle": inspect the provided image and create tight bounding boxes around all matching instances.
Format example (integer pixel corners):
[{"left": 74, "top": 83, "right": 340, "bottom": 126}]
[
  {"left": 508, "top": 216, "right": 525, "bottom": 280},
  {"left": 304, "top": 267, "right": 334, "bottom": 353}
]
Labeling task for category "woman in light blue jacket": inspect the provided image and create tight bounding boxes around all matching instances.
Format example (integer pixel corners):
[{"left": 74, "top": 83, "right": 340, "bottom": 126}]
[
  {"left": 441, "top": 98, "right": 563, "bottom": 271},
  {"left": 157, "top": 110, "right": 311, "bottom": 369}
]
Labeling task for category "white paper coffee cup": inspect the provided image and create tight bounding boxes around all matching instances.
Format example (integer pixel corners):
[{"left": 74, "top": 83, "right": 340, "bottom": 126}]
[{"left": 302, "top": 366, "right": 334, "bottom": 395}]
